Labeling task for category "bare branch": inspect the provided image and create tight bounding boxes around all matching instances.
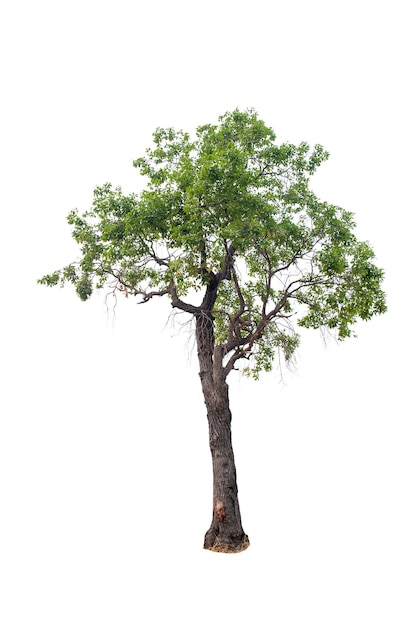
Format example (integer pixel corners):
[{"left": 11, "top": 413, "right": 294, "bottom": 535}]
[
  {"left": 169, "top": 280, "right": 200, "bottom": 315},
  {"left": 136, "top": 287, "right": 170, "bottom": 304},
  {"left": 150, "top": 243, "right": 170, "bottom": 267}
]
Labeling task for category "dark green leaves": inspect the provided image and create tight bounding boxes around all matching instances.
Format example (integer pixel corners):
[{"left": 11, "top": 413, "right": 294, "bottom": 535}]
[{"left": 76, "top": 275, "right": 93, "bottom": 301}]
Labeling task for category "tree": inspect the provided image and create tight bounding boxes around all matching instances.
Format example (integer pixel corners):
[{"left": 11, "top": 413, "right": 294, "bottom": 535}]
[{"left": 39, "top": 108, "right": 387, "bottom": 553}]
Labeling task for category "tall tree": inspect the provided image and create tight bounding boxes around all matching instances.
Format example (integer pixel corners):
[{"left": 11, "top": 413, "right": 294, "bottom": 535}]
[{"left": 39, "top": 109, "right": 386, "bottom": 552}]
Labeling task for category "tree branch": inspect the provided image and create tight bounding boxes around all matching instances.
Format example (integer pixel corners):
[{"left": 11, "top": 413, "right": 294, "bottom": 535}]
[
  {"left": 216, "top": 243, "right": 235, "bottom": 282},
  {"left": 136, "top": 287, "right": 170, "bottom": 303},
  {"left": 271, "top": 233, "right": 324, "bottom": 276},
  {"left": 169, "top": 280, "right": 201, "bottom": 315},
  {"left": 150, "top": 243, "right": 170, "bottom": 267},
  {"left": 198, "top": 243, "right": 235, "bottom": 314},
  {"left": 226, "top": 264, "right": 247, "bottom": 345}
]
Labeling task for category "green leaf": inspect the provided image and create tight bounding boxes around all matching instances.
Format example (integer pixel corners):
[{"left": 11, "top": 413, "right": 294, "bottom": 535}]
[{"left": 39, "top": 108, "right": 387, "bottom": 376}]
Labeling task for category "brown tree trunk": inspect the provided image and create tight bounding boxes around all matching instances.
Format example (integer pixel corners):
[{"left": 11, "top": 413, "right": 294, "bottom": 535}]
[{"left": 196, "top": 313, "right": 249, "bottom": 553}]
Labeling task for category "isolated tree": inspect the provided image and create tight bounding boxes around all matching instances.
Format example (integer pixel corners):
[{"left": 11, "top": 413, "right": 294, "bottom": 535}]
[{"left": 39, "top": 109, "right": 386, "bottom": 553}]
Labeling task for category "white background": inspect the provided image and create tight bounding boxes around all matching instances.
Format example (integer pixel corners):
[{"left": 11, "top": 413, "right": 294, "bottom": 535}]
[{"left": 1, "top": 1, "right": 416, "bottom": 624}]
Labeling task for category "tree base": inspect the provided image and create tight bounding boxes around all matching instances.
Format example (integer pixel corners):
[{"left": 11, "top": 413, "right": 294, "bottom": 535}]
[{"left": 204, "top": 531, "right": 250, "bottom": 553}]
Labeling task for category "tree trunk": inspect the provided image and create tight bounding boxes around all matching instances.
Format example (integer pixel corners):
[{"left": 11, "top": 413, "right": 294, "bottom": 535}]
[{"left": 196, "top": 313, "right": 249, "bottom": 553}]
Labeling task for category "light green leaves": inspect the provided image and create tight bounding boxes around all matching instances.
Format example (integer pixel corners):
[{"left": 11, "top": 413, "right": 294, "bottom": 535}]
[{"left": 38, "top": 108, "right": 387, "bottom": 377}]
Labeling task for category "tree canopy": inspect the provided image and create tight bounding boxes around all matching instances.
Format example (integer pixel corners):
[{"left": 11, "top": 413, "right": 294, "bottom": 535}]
[{"left": 39, "top": 108, "right": 387, "bottom": 378}]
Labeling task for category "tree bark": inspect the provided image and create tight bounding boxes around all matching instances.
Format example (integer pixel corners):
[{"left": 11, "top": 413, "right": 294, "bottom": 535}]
[{"left": 196, "top": 313, "right": 249, "bottom": 553}]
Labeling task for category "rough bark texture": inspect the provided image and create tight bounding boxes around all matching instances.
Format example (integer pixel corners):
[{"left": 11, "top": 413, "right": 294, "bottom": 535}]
[{"left": 196, "top": 312, "right": 249, "bottom": 553}]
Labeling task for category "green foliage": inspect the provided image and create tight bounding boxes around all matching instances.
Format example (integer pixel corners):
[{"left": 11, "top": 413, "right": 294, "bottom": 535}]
[{"left": 38, "top": 108, "right": 387, "bottom": 377}]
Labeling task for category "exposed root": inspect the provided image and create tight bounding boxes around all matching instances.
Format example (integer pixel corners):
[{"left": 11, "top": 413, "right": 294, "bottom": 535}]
[{"left": 205, "top": 535, "right": 250, "bottom": 554}]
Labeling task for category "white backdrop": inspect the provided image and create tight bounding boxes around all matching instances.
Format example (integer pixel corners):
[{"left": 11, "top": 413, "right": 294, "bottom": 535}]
[{"left": 1, "top": 1, "right": 416, "bottom": 624}]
